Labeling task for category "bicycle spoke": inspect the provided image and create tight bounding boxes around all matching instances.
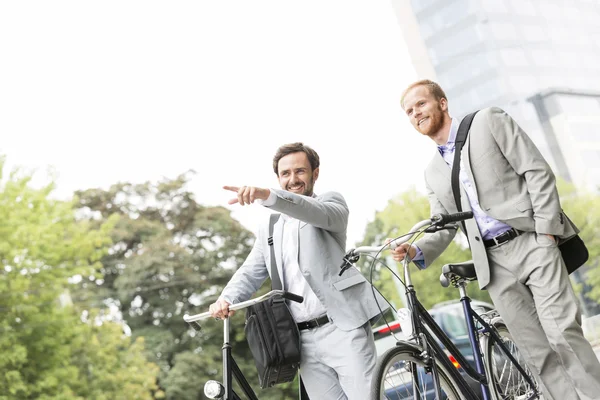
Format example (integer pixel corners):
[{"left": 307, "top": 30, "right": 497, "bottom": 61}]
[
  {"left": 487, "top": 329, "right": 538, "bottom": 400},
  {"left": 376, "top": 350, "right": 460, "bottom": 400}
]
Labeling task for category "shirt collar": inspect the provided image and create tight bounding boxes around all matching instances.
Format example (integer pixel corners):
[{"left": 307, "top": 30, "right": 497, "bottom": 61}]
[{"left": 437, "top": 117, "right": 459, "bottom": 153}]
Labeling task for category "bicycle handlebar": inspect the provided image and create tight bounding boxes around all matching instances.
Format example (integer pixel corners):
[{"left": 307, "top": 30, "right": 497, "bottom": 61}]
[
  {"left": 338, "top": 211, "right": 473, "bottom": 277},
  {"left": 350, "top": 211, "right": 473, "bottom": 255},
  {"left": 430, "top": 211, "right": 473, "bottom": 226},
  {"left": 183, "top": 290, "right": 304, "bottom": 326}
]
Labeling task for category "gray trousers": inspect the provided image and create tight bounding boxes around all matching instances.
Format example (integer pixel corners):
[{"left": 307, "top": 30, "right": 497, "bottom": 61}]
[
  {"left": 298, "top": 321, "right": 376, "bottom": 400},
  {"left": 486, "top": 231, "right": 600, "bottom": 400}
]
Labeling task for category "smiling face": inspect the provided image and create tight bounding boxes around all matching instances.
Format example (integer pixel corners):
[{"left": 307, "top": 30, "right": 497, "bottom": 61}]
[
  {"left": 277, "top": 151, "right": 319, "bottom": 196},
  {"left": 402, "top": 84, "right": 451, "bottom": 143}
]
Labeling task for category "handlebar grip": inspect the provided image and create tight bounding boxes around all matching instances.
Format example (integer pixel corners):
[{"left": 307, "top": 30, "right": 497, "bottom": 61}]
[
  {"left": 283, "top": 292, "right": 304, "bottom": 303},
  {"left": 431, "top": 211, "right": 474, "bottom": 225}
]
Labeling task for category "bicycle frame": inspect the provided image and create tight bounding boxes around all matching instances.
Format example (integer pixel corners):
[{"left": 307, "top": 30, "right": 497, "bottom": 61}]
[
  {"left": 184, "top": 290, "right": 306, "bottom": 400},
  {"left": 405, "top": 283, "right": 538, "bottom": 400},
  {"left": 348, "top": 215, "right": 539, "bottom": 400},
  {"left": 403, "top": 282, "right": 483, "bottom": 400},
  {"left": 220, "top": 317, "right": 258, "bottom": 400}
]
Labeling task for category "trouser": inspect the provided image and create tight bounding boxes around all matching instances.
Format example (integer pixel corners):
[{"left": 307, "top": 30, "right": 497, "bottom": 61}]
[
  {"left": 298, "top": 321, "right": 376, "bottom": 400},
  {"left": 486, "top": 231, "right": 600, "bottom": 400}
]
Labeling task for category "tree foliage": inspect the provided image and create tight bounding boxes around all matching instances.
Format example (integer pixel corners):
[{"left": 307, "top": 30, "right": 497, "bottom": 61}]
[
  {"left": 557, "top": 181, "right": 600, "bottom": 311},
  {"left": 0, "top": 157, "right": 158, "bottom": 399},
  {"left": 73, "top": 171, "right": 299, "bottom": 399}
]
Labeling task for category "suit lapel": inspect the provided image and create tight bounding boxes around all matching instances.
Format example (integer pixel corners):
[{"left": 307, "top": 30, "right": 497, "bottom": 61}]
[
  {"left": 462, "top": 131, "right": 475, "bottom": 186},
  {"left": 432, "top": 151, "right": 451, "bottom": 182},
  {"left": 428, "top": 151, "right": 474, "bottom": 214}
]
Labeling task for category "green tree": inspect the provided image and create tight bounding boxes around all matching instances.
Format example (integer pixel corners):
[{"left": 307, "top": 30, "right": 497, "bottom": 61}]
[
  {"left": 557, "top": 181, "right": 600, "bottom": 310},
  {"left": 357, "top": 187, "right": 492, "bottom": 311},
  {"left": 74, "top": 172, "right": 298, "bottom": 400},
  {"left": 0, "top": 157, "right": 158, "bottom": 399}
]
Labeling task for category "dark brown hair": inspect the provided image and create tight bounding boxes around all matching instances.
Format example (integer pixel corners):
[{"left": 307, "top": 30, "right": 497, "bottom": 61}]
[
  {"left": 400, "top": 79, "right": 447, "bottom": 109},
  {"left": 272, "top": 142, "right": 320, "bottom": 176}
]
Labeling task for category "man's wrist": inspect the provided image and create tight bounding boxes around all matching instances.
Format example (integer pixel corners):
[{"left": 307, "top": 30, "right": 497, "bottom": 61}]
[
  {"left": 256, "top": 189, "right": 277, "bottom": 206},
  {"left": 260, "top": 188, "right": 271, "bottom": 201}
]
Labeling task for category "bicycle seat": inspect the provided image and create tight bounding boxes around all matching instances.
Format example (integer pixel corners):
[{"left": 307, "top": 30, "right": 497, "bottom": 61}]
[{"left": 441, "top": 261, "right": 477, "bottom": 282}]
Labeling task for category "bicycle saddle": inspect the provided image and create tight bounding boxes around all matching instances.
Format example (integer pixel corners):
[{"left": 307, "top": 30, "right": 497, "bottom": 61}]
[{"left": 440, "top": 261, "right": 477, "bottom": 287}]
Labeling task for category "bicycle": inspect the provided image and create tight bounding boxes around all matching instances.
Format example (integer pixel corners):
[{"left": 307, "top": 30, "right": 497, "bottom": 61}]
[
  {"left": 340, "top": 211, "right": 540, "bottom": 400},
  {"left": 183, "top": 290, "right": 309, "bottom": 400}
]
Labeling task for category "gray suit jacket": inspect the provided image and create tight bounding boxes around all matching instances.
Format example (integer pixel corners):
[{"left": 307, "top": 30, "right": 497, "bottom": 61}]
[
  {"left": 221, "top": 189, "right": 387, "bottom": 331},
  {"left": 416, "top": 107, "right": 578, "bottom": 289}
]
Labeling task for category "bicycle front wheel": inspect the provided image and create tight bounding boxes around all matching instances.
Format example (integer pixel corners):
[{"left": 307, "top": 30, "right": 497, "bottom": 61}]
[
  {"left": 482, "top": 324, "right": 540, "bottom": 400},
  {"left": 371, "top": 343, "right": 466, "bottom": 400}
]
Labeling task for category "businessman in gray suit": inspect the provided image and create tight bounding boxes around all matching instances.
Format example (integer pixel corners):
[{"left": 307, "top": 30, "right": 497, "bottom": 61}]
[
  {"left": 391, "top": 80, "right": 600, "bottom": 399},
  {"left": 209, "top": 142, "right": 385, "bottom": 400}
]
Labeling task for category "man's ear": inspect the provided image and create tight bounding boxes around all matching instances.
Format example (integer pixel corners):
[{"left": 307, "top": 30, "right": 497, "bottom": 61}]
[
  {"left": 440, "top": 97, "right": 448, "bottom": 112},
  {"left": 313, "top": 167, "right": 320, "bottom": 181}
]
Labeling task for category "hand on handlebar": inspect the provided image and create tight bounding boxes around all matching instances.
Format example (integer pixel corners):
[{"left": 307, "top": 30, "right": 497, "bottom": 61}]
[
  {"left": 386, "top": 238, "right": 417, "bottom": 262},
  {"left": 209, "top": 298, "right": 236, "bottom": 319}
]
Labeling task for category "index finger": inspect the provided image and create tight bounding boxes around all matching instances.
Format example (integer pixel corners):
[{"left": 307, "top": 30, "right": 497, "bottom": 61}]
[{"left": 223, "top": 186, "right": 240, "bottom": 193}]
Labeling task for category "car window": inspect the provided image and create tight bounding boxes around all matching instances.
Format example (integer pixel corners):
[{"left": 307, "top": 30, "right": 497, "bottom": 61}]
[{"left": 441, "top": 310, "right": 468, "bottom": 339}]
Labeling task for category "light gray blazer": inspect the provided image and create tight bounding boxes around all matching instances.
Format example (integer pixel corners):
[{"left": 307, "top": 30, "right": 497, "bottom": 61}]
[
  {"left": 221, "top": 189, "right": 387, "bottom": 331},
  {"left": 415, "top": 107, "right": 578, "bottom": 289}
]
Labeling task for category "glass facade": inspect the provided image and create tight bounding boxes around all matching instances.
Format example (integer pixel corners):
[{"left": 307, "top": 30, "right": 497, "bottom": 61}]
[{"left": 402, "top": 0, "right": 600, "bottom": 190}]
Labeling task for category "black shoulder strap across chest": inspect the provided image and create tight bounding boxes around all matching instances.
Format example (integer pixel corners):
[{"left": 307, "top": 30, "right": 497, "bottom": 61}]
[
  {"left": 267, "top": 213, "right": 282, "bottom": 290},
  {"left": 451, "top": 111, "right": 479, "bottom": 233}
]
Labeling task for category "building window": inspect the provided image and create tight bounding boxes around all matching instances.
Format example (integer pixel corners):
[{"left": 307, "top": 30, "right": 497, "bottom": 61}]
[
  {"left": 481, "top": 0, "right": 508, "bottom": 13},
  {"left": 490, "top": 22, "right": 518, "bottom": 41},
  {"left": 501, "top": 48, "right": 529, "bottom": 67},
  {"left": 509, "top": 0, "right": 537, "bottom": 17},
  {"left": 581, "top": 150, "right": 600, "bottom": 169}
]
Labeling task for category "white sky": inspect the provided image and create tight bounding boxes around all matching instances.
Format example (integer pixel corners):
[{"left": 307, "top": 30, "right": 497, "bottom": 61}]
[{"left": 0, "top": 1, "right": 435, "bottom": 247}]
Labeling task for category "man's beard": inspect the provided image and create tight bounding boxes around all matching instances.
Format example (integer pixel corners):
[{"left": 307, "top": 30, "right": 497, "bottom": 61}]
[
  {"left": 287, "top": 177, "right": 314, "bottom": 196},
  {"left": 419, "top": 105, "right": 444, "bottom": 137}
]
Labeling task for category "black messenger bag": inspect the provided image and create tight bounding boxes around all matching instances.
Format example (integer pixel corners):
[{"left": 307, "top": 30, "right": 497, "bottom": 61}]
[{"left": 244, "top": 213, "right": 301, "bottom": 388}]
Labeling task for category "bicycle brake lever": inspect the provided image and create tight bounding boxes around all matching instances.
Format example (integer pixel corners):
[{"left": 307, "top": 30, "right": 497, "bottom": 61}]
[
  {"left": 339, "top": 251, "right": 359, "bottom": 276},
  {"left": 424, "top": 225, "right": 459, "bottom": 233}
]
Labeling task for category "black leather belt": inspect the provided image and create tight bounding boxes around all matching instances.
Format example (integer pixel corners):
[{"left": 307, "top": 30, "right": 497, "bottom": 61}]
[
  {"left": 483, "top": 228, "right": 521, "bottom": 248},
  {"left": 297, "top": 315, "right": 330, "bottom": 331}
]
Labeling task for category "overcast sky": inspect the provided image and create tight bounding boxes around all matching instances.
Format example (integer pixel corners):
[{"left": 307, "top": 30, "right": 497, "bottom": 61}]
[{"left": 0, "top": 1, "right": 436, "bottom": 247}]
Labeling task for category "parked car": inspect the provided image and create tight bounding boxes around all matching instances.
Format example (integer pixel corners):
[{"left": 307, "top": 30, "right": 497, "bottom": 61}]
[{"left": 372, "top": 300, "right": 495, "bottom": 399}]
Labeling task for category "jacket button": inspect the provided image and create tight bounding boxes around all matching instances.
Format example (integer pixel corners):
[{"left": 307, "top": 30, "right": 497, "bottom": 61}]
[{"left": 475, "top": 236, "right": 481, "bottom": 241}]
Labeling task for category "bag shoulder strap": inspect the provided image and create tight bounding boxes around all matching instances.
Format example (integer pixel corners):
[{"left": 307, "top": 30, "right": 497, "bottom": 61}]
[
  {"left": 267, "top": 213, "right": 282, "bottom": 290},
  {"left": 451, "top": 111, "right": 478, "bottom": 233},
  {"left": 451, "top": 111, "right": 479, "bottom": 211}
]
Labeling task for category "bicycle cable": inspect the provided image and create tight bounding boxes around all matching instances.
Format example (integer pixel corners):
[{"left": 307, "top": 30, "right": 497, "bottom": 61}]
[{"left": 366, "top": 228, "right": 428, "bottom": 342}]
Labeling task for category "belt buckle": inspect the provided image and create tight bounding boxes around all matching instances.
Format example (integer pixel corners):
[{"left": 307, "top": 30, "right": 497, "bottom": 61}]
[
  {"left": 313, "top": 317, "right": 322, "bottom": 328},
  {"left": 492, "top": 229, "right": 515, "bottom": 247}
]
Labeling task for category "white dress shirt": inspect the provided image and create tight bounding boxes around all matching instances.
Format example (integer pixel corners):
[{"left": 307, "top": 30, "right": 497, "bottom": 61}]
[{"left": 260, "top": 190, "right": 328, "bottom": 322}]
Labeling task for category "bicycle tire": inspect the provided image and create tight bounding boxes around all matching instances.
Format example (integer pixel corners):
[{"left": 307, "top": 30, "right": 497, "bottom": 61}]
[
  {"left": 371, "top": 343, "right": 467, "bottom": 400},
  {"left": 481, "top": 324, "right": 540, "bottom": 400}
]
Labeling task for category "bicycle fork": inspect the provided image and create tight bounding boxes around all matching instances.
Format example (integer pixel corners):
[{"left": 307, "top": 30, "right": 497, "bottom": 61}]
[{"left": 221, "top": 318, "right": 257, "bottom": 400}]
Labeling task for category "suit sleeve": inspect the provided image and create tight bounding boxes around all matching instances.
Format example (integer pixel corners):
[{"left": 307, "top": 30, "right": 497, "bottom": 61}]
[
  {"left": 220, "top": 228, "right": 270, "bottom": 304},
  {"left": 487, "top": 107, "right": 564, "bottom": 235},
  {"left": 414, "top": 179, "right": 457, "bottom": 267},
  {"left": 265, "top": 190, "right": 349, "bottom": 233}
]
